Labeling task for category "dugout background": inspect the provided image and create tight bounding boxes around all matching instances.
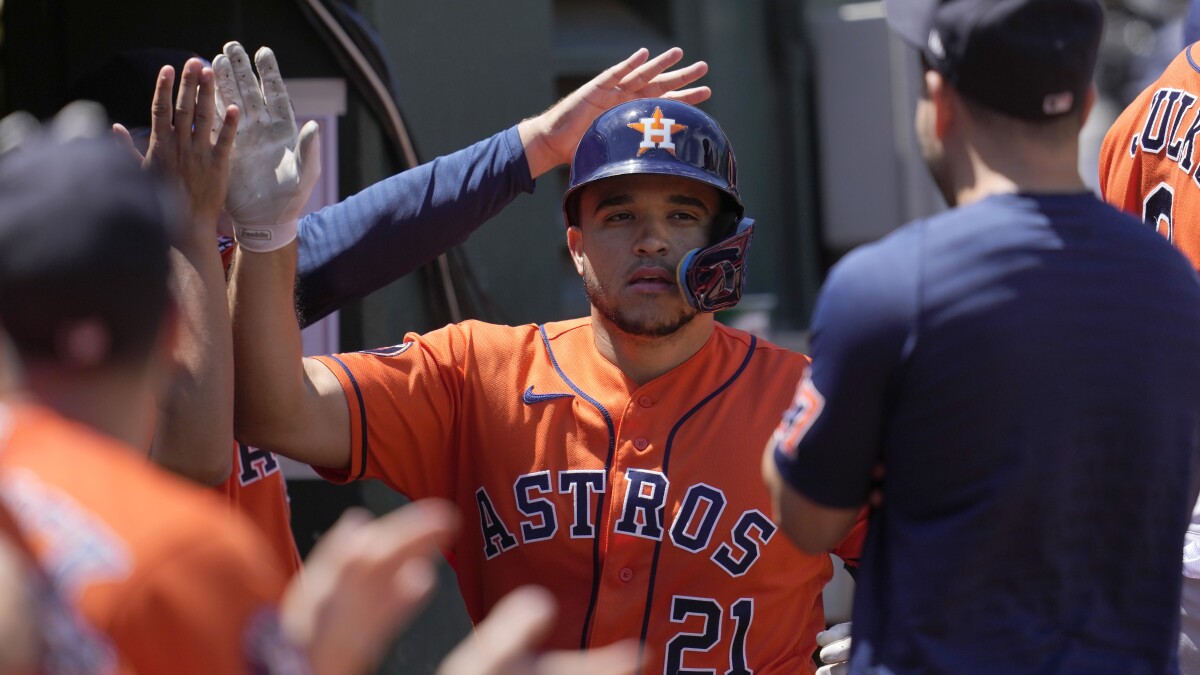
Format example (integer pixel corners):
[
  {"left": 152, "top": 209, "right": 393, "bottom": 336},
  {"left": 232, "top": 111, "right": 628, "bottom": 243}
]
[{"left": 0, "top": 0, "right": 1182, "bottom": 671}]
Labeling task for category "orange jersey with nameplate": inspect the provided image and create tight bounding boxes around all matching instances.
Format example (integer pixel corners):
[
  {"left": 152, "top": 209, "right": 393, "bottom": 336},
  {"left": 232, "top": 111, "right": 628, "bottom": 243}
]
[
  {"left": 1100, "top": 43, "right": 1200, "bottom": 268},
  {"left": 312, "top": 318, "right": 865, "bottom": 674},
  {"left": 219, "top": 236, "right": 303, "bottom": 578},
  {"left": 0, "top": 403, "right": 297, "bottom": 675}
]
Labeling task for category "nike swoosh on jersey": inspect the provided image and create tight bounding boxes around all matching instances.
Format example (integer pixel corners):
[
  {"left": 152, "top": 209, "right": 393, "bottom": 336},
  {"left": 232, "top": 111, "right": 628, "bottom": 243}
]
[{"left": 522, "top": 385, "right": 574, "bottom": 405}]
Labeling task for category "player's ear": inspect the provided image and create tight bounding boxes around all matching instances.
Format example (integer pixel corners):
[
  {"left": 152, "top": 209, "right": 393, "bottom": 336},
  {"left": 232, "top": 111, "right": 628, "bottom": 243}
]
[
  {"left": 1080, "top": 84, "right": 1097, "bottom": 127},
  {"left": 566, "top": 225, "right": 586, "bottom": 276},
  {"left": 926, "top": 70, "right": 954, "bottom": 139}
]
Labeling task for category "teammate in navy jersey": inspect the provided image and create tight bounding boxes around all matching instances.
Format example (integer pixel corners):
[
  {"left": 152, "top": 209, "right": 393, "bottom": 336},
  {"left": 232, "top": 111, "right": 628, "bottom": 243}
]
[{"left": 765, "top": 1, "right": 1200, "bottom": 672}]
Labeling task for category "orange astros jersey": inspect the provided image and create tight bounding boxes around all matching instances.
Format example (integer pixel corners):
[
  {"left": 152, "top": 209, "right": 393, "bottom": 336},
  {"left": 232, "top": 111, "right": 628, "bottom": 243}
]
[
  {"left": 1100, "top": 43, "right": 1200, "bottom": 267},
  {"left": 0, "top": 460, "right": 121, "bottom": 674},
  {"left": 0, "top": 403, "right": 298, "bottom": 675},
  {"left": 312, "top": 318, "right": 865, "bottom": 674},
  {"left": 220, "top": 236, "right": 304, "bottom": 578},
  {"left": 221, "top": 441, "right": 303, "bottom": 577}
]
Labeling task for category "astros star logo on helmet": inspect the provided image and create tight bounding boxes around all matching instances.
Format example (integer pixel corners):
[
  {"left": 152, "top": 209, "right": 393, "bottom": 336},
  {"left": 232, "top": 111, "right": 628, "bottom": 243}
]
[{"left": 628, "top": 106, "right": 686, "bottom": 156}]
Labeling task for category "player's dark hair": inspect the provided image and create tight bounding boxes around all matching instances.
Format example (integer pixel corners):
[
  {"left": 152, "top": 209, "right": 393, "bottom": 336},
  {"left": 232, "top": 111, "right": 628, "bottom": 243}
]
[{"left": 0, "top": 135, "right": 180, "bottom": 369}]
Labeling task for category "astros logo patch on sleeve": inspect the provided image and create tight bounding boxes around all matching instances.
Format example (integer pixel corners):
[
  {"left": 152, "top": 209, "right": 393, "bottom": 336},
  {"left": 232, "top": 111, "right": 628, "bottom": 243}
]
[{"left": 773, "top": 370, "right": 825, "bottom": 459}]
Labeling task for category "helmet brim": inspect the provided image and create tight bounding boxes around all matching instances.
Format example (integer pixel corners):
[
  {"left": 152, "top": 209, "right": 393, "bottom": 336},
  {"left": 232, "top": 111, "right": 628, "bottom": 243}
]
[{"left": 562, "top": 155, "right": 743, "bottom": 227}]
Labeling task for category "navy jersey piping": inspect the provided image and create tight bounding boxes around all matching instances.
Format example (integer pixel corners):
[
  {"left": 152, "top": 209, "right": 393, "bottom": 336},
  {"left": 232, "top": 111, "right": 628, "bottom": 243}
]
[
  {"left": 329, "top": 355, "right": 370, "bottom": 482},
  {"left": 1189, "top": 43, "right": 1200, "bottom": 75},
  {"left": 538, "top": 324, "right": 617, "bottom": 650},
  {"left": 636, "top": 335, "right": 758, "bottom": 671}
]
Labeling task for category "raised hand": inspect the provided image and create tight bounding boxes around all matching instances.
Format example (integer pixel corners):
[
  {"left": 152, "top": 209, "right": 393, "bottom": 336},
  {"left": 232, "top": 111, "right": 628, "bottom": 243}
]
[
  {"left": 213, "top": 41, "right": 320, "bottom": 252},
  {"left": 519, "top": 47, "right": 710, "bottom": 179},
  {"left": 281, "top": 501, "right": 459, "bottom": 675},
  {"left": 114, "top": 58, "right": 239, "bottom": 239}
]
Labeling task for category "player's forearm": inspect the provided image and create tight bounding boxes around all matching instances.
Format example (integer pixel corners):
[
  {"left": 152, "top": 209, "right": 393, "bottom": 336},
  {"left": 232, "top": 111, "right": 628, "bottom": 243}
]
[
  {"left": 230, "top": 243, "right": 307, "bottom": 448},
  {"left": 517, "top": 116, "right": 559, "bottom": 181},
  {"left": 295, "top": 126, "right": 532, "bottom": 325},
  {"left": 230, "top": 243, "right": 344, "bottom": 467},
  {"left": 151, "top": 235, "right": 234, "bottom": 486},
  {"left": 761, "top": 446, "right": 860, "bottom": 554}
]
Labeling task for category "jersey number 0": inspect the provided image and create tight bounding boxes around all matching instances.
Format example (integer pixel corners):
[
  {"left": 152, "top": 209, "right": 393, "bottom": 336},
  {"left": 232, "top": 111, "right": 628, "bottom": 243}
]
[{"left": 1143, "top": 182, "right": 1175, "bottom": 242}]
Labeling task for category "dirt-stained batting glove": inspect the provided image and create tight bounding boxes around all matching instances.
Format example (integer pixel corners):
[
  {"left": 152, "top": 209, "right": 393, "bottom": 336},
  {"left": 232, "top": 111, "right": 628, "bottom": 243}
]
[
  {"left": 214, "top": 41, "right": 320, "bottom": 253},
  {"left": 815, "top": 621, "right": 852, "bottom": 675}
]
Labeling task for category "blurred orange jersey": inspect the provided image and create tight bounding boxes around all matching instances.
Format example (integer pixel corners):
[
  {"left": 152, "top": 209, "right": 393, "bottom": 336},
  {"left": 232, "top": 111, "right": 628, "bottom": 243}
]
[
  {"left": 220, "top": 236, "right": 303, "bottom": 578},
  {"left": 0, "top": 403, "right": 299, "bottom": 675},
  {"left": 1100, "top": 43, "right": 1200, "bottom": 267},
  {"left": 220, "top": 442, "right": 303, "bottom": 577},
  {"left": 312, "top": 318, "right": 864, "bottom": 674},
  {"left": 0, "top": 458, "right": 123, "bottom": 674}
]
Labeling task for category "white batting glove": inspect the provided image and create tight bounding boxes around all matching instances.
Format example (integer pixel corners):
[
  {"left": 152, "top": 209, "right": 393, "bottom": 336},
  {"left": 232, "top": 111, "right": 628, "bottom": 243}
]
[
  {"left": 815, "top": 622, "right": 852, "bottom": 675},
  {"left": 213, "top": 41, "right": 320, "bottom": 253}
]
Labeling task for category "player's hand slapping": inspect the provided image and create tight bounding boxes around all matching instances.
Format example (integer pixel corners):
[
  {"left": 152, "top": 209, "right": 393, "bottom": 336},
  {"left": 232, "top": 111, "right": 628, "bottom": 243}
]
[
  {"left": 815, "top": 621, "right": 852, "bottom": 675},
  {"left": 212, "top": 41, "right": 320, "bottom": 253},
  {"left": 437, "top": 586, "right": 641, "bottom": 675},
  {"left": 519, "top": 47, "right": 710, "bottom": 179},
  {"left": 114, "top": 58, "right": 239, "bottom": 244},
  {"left": 281, "top": 500, "right": 459, "bottom": 675}
]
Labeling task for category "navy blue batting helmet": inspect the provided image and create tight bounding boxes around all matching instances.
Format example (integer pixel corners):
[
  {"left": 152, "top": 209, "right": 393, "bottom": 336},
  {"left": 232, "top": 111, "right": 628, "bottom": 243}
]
[
  {"left": 562, "top": 98, "right": 742, "bottom": 228},
  {"left": 563, "top": 98, "right": 755, "bottom": 313}
]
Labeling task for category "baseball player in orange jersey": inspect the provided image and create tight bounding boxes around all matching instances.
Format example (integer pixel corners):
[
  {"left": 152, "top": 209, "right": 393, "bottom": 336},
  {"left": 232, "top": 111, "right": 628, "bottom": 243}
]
[
  {"left": 108, "top": 52, "right": 306, "bottom": 579},
  {"left": 1098, "top": 24, "right": 1200, "bottom": 674},
  {"left": 4, "top": 88, "right": 645, "bottom": 675},
  {"left": 1099, "top": 44, "right": 1200, "bottom": 262},
  {"left": 0, "top": 403, "right": 294, "bottom": 674},
  {"left": 118, "top": 42, "right": 715, "bottom": 581},
  {"left": 231, "top": 94, "right": 865, "bottom": 673},
  {"left": 0, "top": 119, "right": 307, "bottom": 673}
]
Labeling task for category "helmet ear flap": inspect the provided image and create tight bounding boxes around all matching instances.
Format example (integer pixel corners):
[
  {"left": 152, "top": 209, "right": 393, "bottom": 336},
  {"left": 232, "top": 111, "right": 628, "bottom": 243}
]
[{"left": 677, "top": 218, "right": 755, "bottom": 313}]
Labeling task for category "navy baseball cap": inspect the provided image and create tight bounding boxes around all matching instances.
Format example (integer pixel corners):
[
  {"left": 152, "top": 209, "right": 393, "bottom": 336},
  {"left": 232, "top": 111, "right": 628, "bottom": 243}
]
[
  {"left": 0, "top": 131, "right": 182, "bottom": 364},
  {"left": 884, "top": 0, "right": 1103, "bottom": 120}
]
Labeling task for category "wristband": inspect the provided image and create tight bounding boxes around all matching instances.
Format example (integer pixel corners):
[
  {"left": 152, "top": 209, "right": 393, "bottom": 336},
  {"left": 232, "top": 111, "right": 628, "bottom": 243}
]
[{"left": 234, "top": 219, "right": 298, "bottom": 253}]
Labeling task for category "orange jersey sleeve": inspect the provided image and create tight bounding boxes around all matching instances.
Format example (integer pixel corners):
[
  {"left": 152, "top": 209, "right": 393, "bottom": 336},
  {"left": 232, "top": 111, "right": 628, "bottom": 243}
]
[
  {"left": 1100, "top": 44, "right": 1200, "bottom": 269},
  {"left": 0, "top": 404, "right": 297, "bottom": 675},
  {"left": 309, "top": 323, "right": 464, "bottom": 499},
  {"left": 312, "top": 319, "right": 836, "bottom": 674},
  {"left": 220, "top": 442, "right": 304, "bottom": 577}
]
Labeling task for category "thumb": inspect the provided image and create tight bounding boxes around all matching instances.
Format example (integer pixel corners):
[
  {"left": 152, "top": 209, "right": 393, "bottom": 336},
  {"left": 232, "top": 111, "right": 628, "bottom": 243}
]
[
  {"left": 816, "top": 622, "right": 852, "bottom": 647},
  {"left": 111, "top": 123, "right": 146, "bottom": 165},
  {"left": 296, "top": 119, "right": 321, "bottom": 185}
]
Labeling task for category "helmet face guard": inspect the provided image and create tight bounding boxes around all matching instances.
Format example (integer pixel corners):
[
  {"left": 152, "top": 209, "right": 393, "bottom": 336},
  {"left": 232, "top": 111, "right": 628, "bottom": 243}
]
[
  {"left": 676, "top": 218, "right": 755, "bottom": 312},
  {"left": 563, "top": 98, "right": 754, "bottom": 312}
]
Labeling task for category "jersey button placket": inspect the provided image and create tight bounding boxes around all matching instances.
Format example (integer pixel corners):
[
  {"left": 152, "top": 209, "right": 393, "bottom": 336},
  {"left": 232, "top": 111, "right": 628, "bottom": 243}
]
[{"left": 637, "top": 395, "right": 653, "bottom": 408}]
